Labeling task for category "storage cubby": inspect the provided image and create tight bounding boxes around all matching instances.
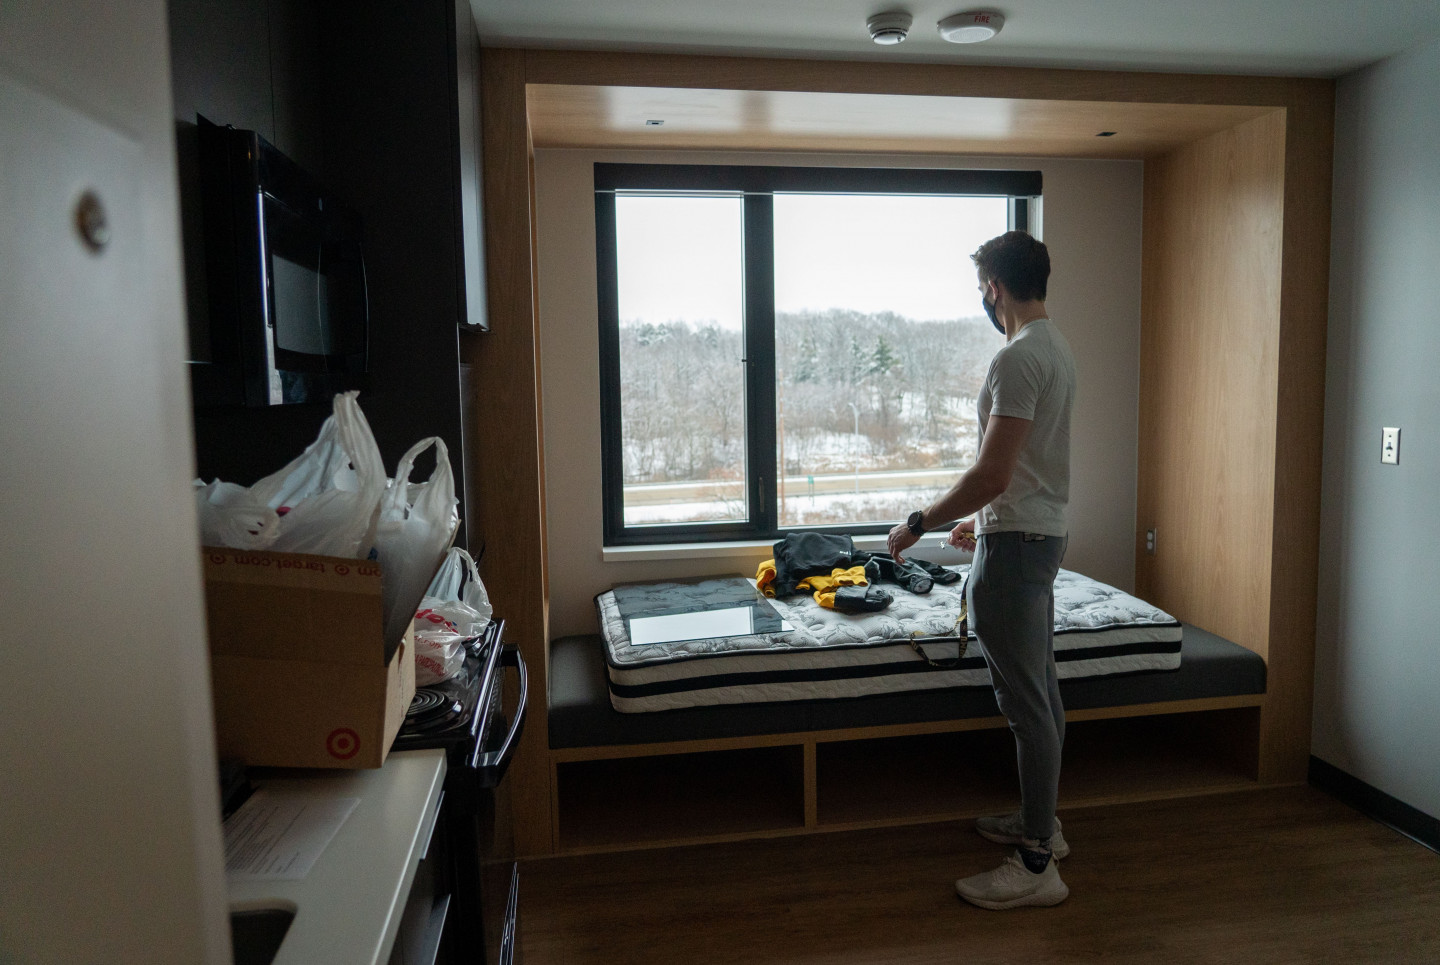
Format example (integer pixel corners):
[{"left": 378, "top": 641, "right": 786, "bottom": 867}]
[
  {"left": 555, "top": 745, "right": 806, "bottom": 852},
  {"left": 817, "top": 728, "right": 1021, "bottom": 828},
  {"left": 815, "top": 709, "right": 1259, "bottom": 831},
  {"left": 1052, "top": 710, "right": 1261, "bottom": 804}
]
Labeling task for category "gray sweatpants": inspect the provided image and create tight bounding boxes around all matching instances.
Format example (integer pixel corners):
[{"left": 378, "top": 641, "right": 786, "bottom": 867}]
[{"left": 968, "top": 530, "right": 1068, "bottom": 845}]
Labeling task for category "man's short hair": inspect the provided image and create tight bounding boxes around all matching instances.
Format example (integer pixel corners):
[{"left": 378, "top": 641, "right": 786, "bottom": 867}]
[{"left": 971, "top": 231, "right": 1050, "bottom": 302}]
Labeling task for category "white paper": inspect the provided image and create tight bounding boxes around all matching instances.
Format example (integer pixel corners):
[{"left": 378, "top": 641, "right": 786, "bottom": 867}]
[{"left": 224, "top": 789, "right": 360, "bottom": 881}]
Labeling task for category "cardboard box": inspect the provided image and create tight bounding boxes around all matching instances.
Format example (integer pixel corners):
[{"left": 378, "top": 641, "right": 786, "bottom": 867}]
[{"left": 202, "top": 547, "right": 415, "bottom": 769}]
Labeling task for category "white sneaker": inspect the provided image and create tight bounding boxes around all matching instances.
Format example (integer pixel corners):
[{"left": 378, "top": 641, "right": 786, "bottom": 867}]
[
  {"left": 974, "top": 812, "right": 1070, "bottom": 859},
  {"left": 955, "top": 850, "right": 1069, "bottom": 910}
]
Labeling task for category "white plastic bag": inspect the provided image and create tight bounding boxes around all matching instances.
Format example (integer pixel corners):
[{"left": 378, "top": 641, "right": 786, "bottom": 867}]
[
  {"left": 194, "top": 479, "right": 280, "bottom": 549},
  {"left": 259, "top": 392, "right": 387, "bottom": 557},
  {"left": 194, "top": 392, "right": 387, "bottom": 559},
  {"left": 418, "top": 547, "right": 492, "bottom": 633},
  {"left": 411, "top": 547, "right": 490, "bottom": 685},
  {"left": 374, "top": 437, "right": 461, "bottom": 647},
  {"left": 413, "top": 629, "right": 468, "bottom": 686}
]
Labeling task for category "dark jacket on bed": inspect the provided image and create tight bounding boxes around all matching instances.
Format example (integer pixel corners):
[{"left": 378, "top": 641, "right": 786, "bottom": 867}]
[
  {"left": 768, "top": 533, "right": 858, "bottom": 596},
  {"left": 768, "top": 532, "right": 961, "bottom": 597}
]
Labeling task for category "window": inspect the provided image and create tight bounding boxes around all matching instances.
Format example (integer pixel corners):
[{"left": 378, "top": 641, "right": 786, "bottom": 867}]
[{"left": 596, "top": 163, "right": 1041, "bottom": 546}]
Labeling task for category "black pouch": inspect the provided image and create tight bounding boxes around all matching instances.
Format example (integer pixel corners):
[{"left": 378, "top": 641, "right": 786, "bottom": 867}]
[{"left": 831, "top": 584, "right": 893, "bottom": 614}]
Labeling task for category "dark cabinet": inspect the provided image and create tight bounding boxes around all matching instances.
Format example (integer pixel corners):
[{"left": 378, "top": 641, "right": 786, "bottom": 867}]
[{"left": 171, "top": 0, "right": 488, "bottom": 547}]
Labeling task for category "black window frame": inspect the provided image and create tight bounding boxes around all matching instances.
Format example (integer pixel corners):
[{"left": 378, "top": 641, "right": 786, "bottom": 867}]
[{"left": 596, "top": 162, "right": 1042, "bottom": 547}]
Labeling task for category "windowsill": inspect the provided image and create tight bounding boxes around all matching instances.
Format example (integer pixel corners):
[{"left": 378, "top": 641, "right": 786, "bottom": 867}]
[{"left": 600, "top": 532, "right": 969, "bottom": 564}]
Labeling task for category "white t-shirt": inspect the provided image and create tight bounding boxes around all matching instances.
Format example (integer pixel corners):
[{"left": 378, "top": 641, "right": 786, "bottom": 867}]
[{"left": 975, "top": 318, "right": 1076, "bottom": 537}]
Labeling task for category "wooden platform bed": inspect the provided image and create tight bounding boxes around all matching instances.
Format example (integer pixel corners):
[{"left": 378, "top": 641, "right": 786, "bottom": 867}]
[{"left": 546, "top": 625, "right": 1267, "bottom": 855}]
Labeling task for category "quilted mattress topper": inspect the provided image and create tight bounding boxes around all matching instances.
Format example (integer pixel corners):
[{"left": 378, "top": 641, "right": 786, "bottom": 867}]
[{"left": 596, "top": 566, "right": 1181, "bottom": 669}]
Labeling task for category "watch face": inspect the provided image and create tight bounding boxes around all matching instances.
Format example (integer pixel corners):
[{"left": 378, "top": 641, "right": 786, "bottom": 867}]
[{"left": 908, "top": 511, "right": 925, "bottom": 534}]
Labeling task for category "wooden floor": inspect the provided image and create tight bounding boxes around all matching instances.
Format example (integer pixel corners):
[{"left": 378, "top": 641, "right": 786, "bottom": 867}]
[{"left": 519, "top": 786, "right": 1440, "bottom": 964}]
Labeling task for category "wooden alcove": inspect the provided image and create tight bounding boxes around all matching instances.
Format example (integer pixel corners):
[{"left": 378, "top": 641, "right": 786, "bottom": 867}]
[{"left": 466, "top": 48, "right": 1333, "bottom": 858}]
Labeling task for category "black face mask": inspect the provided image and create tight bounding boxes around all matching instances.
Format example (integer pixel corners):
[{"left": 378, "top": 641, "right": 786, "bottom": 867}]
[{"left": 982, "top": 293, "right": 1004, "bottom": 335}]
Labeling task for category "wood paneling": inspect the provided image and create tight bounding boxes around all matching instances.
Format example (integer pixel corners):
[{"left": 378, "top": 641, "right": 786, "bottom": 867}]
[
  {"left": 520, "top": 49, "right": 1332, "bottom": 108},
  {"left": 469, "top": 46, "right": 552, "bottom": 856},
  {"left": 1137, "top": 98, "right": 1332, "bottom": 785},
  {"left": 527, "top": 84, "right": 1274, "bottom": 158},
  {"left": 1264, "top": 85, "right": 1333, "bottom": 783},
  {"left": 1136, "top": 111, "right": 1286, "bottom": 654}
]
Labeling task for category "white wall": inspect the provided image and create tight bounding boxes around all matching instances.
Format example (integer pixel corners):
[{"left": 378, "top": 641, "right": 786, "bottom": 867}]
[
  {"left": 0, "top": 2, "right": 229, "bottom": 962},
  {"left": 536, "top": 149, "right": 1144, "bottom": 638},
  {"left": 1314, "top": 36, "right": 1440, "bottom": 818}
]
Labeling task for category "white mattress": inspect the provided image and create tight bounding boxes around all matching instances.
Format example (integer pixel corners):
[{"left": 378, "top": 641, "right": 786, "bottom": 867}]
[{"left": 596, "top": 566, "right": 1182, "bottom": 713}]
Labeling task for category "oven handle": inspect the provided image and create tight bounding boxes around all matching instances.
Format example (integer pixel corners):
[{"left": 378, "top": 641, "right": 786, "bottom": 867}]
[{"left": 470, "top": 642, "right": 527, "bottom": 788}]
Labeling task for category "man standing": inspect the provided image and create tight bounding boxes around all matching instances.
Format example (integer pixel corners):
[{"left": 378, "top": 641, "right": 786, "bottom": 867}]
[{"left": 887, "top": 230, "right": 1076, "bottom": 910}]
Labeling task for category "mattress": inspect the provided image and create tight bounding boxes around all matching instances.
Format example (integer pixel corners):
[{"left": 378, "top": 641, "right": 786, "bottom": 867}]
[{"left": 596, "top": 566, "right": 1183, "bottom": 713}]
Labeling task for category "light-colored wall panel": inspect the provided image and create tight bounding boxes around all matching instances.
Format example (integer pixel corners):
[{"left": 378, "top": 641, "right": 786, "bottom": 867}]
[
  {"left": 1315, "top": 36, "right": 1440, "bottom": 819},
  {"left": 1, "top": 1, "right": 230, "bottom": 960},
  {"left": 536, "top": 148, "right": 1143, "bottom": 638}
]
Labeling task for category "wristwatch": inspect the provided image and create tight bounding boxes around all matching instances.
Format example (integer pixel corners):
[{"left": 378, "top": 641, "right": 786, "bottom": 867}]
[{"left": 906, "top": 510, "right": 927, "bottom": 536}]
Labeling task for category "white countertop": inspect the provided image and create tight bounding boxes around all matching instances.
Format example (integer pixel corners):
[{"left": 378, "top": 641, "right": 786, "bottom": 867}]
[{"left": 228, "top": 748, "right": 447, "bottom": 965}]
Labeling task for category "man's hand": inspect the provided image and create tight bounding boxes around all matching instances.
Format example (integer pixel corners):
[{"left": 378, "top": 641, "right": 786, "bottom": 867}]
[
  {"left": 887, "top": 522, "right": 921, "bottom": 563},
  {"left": 947, "top": 517, "right": 977, "bottom": 550}
]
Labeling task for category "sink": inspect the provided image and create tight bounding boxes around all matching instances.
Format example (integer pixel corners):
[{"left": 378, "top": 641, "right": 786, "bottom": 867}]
[{"left": 229, "top": 904, "right": 296, "bottom": 965}]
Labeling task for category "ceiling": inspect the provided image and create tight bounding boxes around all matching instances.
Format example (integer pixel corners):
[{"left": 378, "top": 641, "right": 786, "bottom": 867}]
[{"left": 470, "top": 0, "right": 1440, "bottom": 78}]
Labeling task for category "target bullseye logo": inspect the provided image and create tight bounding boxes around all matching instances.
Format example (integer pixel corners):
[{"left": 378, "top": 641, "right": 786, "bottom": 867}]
[
  {"left": 209, "top": 553, "right": 226, "bottom": 565},
  {"left": 334, "top": 563, "right": 350, "bottom": 576},
  {"left": 326, "top": 727, "right": 360, "bottom": 760}
]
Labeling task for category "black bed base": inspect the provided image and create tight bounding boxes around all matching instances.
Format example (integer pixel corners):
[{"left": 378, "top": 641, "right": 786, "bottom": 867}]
[{"left": 549, "top": 623, "right": 1265, "bottom": 750}]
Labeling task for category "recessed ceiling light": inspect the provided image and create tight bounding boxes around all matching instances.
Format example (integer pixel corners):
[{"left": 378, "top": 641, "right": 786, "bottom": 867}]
[
  {"left": 938, "top": 10, "right": 1005, "bottom": 44},
  {"left": 867, "top": 11, "right": 913, "bottom": 45}
]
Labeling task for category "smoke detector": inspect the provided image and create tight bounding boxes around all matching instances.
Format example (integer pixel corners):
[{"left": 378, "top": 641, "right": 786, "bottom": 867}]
[
  {"left": 938, "top": 10, "right": 1005, "bottom": 43},
  {"left": 867, "top": 11, "right": 913, "bottom": 45}
]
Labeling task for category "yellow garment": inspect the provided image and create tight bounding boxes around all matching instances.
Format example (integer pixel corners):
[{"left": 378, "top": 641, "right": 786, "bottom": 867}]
[
  {"left": 756, "top": 560, "right": 870, "bottom": 608},
  {"left": 756, "top": 559, "right": 778, "bottom": 597},
  {"left": 796, "top": 565, "right": 869, "bottom": 609}
]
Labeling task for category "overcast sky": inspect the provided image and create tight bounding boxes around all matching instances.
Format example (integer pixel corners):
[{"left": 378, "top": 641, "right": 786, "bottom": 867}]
[{"left": 616, "top": 193, "right": 1009, "bottom": 330}]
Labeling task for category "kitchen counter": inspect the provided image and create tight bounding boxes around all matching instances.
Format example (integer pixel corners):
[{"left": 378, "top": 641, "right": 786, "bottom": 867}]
[{"left": 228, "top": 748, "right": 447, "bottom": 965}]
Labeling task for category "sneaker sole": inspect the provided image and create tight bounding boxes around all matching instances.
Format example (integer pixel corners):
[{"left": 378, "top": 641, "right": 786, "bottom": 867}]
[
  {"left": 955, "top": 882, "right": 1070, "bottom": 910},
  {"left": 975, "top": 827, "right": 1071, "bottom": 860}
]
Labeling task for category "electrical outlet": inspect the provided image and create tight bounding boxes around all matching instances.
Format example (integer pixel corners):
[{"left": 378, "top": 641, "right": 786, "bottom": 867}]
[
  {"left": 1382, "top": 427, "right": 1400, "bottom": 465},
  {"left": 1145, "top": 528, "right": 1155, "bottom": 554}
]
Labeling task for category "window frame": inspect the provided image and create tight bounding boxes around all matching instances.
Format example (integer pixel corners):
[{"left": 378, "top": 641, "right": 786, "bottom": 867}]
[{"left": 595, "top": 162, "right": 1042, "bottom": 547}]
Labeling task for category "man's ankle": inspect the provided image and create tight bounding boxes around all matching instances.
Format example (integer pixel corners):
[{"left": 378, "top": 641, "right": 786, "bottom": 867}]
[{"left": 1018, "top": 843, "right": 1052, "bottom": 874}]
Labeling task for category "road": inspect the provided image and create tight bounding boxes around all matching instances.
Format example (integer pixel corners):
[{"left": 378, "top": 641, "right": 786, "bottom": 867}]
[{"left": 623, "top": 466, "right": 963, "bottom": 506}]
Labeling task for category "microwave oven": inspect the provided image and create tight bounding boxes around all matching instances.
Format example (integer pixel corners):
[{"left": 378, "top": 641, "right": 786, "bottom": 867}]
[{"left": 195, "top": 116, "right": 368, "bottom": 407}]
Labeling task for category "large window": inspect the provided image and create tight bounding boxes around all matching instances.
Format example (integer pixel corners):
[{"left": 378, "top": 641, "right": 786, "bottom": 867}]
[{"left": 596, "top": 164, "right": 1041, "bottom": 545}]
